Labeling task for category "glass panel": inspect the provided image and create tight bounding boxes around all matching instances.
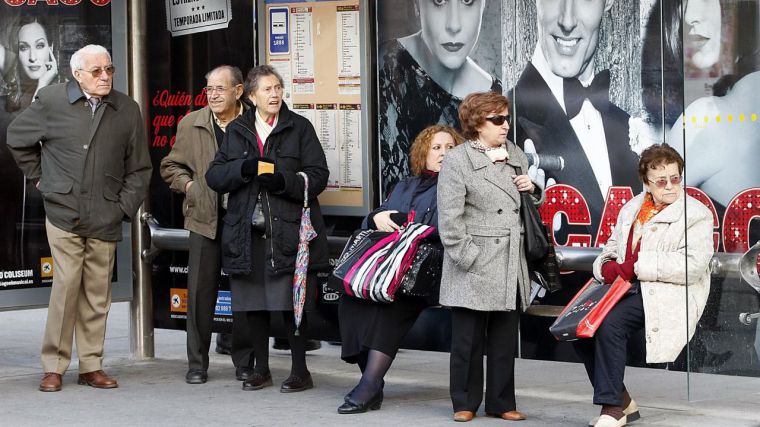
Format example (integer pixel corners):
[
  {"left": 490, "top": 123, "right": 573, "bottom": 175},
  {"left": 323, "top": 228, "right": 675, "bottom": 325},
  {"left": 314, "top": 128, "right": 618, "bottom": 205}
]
[{"left": 679, "top": 0, "right": 760, "bottom": 399}]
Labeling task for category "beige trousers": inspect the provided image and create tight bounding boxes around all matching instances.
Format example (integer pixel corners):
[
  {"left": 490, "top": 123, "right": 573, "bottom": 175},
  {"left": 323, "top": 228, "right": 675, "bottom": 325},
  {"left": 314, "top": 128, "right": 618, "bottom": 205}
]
[{"left": 41, "top": 219, "right": 116, "bottom": 374}]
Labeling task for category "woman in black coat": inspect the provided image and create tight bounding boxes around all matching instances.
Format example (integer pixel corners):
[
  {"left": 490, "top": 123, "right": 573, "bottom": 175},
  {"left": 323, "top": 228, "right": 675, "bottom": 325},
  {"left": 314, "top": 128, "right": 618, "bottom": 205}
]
[
  {"left": 337, "top": 125, "right": 463, "bottom": 414},
  {"left": 206, "top": 65, "right": 329, "bottom": 393}
]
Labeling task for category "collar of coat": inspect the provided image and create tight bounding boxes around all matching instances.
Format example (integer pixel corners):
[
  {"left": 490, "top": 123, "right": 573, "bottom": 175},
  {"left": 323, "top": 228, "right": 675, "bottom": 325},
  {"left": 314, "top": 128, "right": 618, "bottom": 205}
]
[
  {"left": 195, "top": 102, "right": 249, "bottom": 130},
  {"left": 227, "top": 101, "right": 295, "bottom": 142},
  {"left": 628, "top": 190, "right": 686, "bottom": 224},
  {"left": 464, "top": 140, "right": 522, "bottom": 171},
  {"left": 66, "top": 79, "right": 120, "bottom": 111}
]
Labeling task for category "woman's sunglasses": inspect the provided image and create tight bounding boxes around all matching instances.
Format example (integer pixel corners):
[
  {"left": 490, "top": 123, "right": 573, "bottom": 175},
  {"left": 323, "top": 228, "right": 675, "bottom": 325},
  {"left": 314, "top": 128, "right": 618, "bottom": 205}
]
[
  {"left": 647, "top": 176, "right": 682, "bottom": 188},
  {"left": 485, "top": 115, "right": 512, "bottom": 126}
]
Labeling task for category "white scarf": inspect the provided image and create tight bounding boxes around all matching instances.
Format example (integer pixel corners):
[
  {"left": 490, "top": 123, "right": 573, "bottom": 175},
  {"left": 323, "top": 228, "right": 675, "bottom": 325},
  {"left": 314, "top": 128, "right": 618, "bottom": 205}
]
[{"left": 255, "top": 109, "right": 278, "bottom": 146}]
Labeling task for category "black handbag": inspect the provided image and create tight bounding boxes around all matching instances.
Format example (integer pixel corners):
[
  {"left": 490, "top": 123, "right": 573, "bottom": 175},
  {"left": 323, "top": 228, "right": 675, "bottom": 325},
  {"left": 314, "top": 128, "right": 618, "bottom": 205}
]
[
  {"left": 514, "top": 166, "right": 561, "bottom": 293},
  {"left": 398, "top": 240, "right": 443, "bottom": 305},
  {"left": 514, "top": 166, "right": 549, "bottom": 261}
]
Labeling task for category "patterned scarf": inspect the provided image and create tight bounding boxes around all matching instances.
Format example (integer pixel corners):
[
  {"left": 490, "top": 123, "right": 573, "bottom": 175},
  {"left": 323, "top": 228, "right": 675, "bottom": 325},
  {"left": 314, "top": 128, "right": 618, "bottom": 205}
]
[
  {"left": 470, "top": 140, "right": 509, "bottom": 163},
  {"left": 632, "top": 192, "right": 661, "bottom": 246}
]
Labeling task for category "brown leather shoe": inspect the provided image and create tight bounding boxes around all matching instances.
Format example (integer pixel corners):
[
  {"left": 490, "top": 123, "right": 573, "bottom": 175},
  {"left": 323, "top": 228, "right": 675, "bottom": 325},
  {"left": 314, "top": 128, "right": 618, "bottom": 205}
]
[
  {"left": 77, "top": 370, "right": 118, "bottom": 389},
  {"left": 453, "top": 411, "right": 475, "bottom": 422},
  {"left": 39, "top": 372, "right": 62, "bottom": 392},
  {"left": 487, "top": 410, "right": 526, "bottom": 421}
]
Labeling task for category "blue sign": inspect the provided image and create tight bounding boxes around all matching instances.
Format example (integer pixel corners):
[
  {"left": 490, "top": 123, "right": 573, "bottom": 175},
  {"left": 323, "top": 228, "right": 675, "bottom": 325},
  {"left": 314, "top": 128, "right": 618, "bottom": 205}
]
[
  {"left": 269, "top": 7, "right": 289, "bottom": 55},
  {"left": 214, "top": 290, "right": 232, "bottom": 317}
]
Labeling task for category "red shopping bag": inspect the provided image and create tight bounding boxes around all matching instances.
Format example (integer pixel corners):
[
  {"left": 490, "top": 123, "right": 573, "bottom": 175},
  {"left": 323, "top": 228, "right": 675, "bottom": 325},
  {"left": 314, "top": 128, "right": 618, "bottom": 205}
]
[{"left": 549, "top": 276, "right": 632, "bottom": 341}]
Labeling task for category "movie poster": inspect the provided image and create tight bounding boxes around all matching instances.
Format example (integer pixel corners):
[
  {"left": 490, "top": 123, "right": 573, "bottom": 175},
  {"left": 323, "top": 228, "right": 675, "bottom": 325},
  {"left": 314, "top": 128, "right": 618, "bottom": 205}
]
[
  {"left": 375, "top": 0, "right": 502, "bottom": 197},
  {"left": 0, "top": 1, "right": 112, "bottom": 291}
]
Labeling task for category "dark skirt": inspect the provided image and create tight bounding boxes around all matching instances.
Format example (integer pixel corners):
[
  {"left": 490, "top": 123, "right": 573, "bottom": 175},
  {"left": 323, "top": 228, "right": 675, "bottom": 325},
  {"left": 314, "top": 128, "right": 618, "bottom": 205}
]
[
  {"left": 230, "top": 231, "right": 317, "bottom": 312},
  {"left": 339, "top": 294, "right": 426, "bottom": 363}
]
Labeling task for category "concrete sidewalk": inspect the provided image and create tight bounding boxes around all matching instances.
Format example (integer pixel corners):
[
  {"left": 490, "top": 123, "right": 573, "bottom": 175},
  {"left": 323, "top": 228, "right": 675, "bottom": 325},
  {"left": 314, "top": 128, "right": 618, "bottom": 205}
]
[{"left": 1, "top": 303, "right": 758, "bottom": 426}]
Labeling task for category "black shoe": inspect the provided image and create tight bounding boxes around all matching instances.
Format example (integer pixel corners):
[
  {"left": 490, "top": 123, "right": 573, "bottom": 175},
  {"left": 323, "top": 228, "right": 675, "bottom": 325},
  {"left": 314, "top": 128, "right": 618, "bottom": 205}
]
[
  {"left": 185, "top": 369, "right": 208, "bottom": 384},
  {"left": 280, "top": 373, "right": 314, "bottom": 393},
  {"left": 235, "top": 367, "right": 253, "bottom": 381},
  {"left": 305, "top": 340, "right": 322, "bottom": 352},
  {"left": 272, "top": 338, "right": 290, "bottom": 350},
  {"left": 215, "top": 333, "right": 232, "bottom": 355},
  {"left": 344, "top": 380, "right": 384, "bottom": 402},
  {"left": 241, "top": 372, "right": 273, "bottom": 391},
  {"left": 337, "top": 389, "right": 383, "bottom": 414}
]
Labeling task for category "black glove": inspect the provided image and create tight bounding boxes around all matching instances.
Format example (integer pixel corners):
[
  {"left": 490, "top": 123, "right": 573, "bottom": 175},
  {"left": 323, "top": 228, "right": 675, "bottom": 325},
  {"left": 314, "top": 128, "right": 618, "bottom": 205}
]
[
  {"left": 241, "top": 159, "right": 257, "bottom": 176},
  {"left": 256, "top": 172, "right": 286, "bottom": 193}
]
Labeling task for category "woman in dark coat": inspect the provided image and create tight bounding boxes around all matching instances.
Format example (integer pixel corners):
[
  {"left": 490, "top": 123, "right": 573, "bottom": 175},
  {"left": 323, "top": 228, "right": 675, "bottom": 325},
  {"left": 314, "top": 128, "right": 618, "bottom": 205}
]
[
  {"left": 337, "top": 125, "right": 463, "bottom": 414},
  {"left": 206, "top": 65, "right": 330, "bottom": 393}
]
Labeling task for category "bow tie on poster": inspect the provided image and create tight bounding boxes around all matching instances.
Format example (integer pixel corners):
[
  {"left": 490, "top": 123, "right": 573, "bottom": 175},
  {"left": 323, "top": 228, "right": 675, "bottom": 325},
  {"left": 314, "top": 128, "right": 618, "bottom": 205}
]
[{"left": 563, "top": 69, "right": 611, "bottom": 118}]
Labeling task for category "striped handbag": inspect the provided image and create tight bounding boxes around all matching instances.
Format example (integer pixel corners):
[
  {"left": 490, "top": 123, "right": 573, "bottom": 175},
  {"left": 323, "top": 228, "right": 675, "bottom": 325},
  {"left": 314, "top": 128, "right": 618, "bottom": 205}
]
[{"left": 332, "top": 221, "right": 434, "bottom": 303}]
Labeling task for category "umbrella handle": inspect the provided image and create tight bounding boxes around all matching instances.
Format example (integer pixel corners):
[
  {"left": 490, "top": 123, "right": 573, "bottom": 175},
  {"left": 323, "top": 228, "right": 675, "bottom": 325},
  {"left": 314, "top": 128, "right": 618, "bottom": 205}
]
[{"left": 297, "top": 172, "right": 309, "bottom": 208}]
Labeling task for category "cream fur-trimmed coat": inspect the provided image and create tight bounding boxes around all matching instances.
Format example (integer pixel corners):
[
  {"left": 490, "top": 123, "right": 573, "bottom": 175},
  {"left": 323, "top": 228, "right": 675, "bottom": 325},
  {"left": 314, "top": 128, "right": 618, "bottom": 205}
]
[{"left": 593, "top": 191, "right": 714, "bottom": 363}]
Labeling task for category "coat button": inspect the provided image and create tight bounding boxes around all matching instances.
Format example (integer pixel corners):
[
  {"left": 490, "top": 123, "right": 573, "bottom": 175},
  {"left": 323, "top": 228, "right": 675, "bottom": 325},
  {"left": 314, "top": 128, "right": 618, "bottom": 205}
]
[
  {"left": 497, "top": 209, "right": 503, "bottom": 214},
  {"left": 652, "top": 327, "right": 659, "bottom": 332},
  {"left": 650, "top": 227, "right": 657, "bottom": 232},
  {"left": 243, "top": 151, "right": 248, "bottom": 156},
  {"left": 495, "top": 238, "right": 500, "bottom": 244},
  {"left": 649, "top": 289, "right": 654, "bottom": 295},
  {"left": 514, "top": 208, "right": 519, "bottom": 213},
  {"left": 83, "top": 145, "right": 88, "bottom": 150}
]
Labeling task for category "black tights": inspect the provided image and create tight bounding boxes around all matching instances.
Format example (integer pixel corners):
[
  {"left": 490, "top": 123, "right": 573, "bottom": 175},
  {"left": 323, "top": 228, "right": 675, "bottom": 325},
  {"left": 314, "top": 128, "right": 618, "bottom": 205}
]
[
  {"left": 351, "top": 349, "right": 393, "bottom": 403},
  {"left": 246, "top": 311, "right": 309, "bottom": 377}
]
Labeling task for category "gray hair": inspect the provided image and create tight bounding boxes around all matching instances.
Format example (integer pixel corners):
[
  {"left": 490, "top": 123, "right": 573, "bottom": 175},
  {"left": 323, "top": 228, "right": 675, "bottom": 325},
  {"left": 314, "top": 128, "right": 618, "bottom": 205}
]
[
  {"left": 244, "top": 65, "right": 284, "bottom": 95},
  {"left": 205, "top": 65, "right": 243, "bottom": 86},
  {"left": 70, "top": 44, "right": 112, "bottom": 72}
]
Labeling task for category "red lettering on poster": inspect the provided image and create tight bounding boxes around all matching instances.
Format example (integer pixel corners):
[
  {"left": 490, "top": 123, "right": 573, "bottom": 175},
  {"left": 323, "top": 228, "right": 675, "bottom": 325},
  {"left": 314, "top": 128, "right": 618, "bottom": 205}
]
[
  {"left": 686, "top": 187, "right": 721, "bottom": 251},
  {"left": 722, "top": 189, "right": 760, "bottom": 253},
  {"left": 595, "top": 186, "right": 635, "bottom": 247},
  {"left": 539, "top": 184, "right": 592, "bottom": 248}
]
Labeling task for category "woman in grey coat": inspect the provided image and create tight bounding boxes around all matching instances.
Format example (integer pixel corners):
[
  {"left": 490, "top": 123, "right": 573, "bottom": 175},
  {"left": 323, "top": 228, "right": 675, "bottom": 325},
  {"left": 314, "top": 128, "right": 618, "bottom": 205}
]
[{"left": 437, "top": 91, "right": 543, "bottom": 422}]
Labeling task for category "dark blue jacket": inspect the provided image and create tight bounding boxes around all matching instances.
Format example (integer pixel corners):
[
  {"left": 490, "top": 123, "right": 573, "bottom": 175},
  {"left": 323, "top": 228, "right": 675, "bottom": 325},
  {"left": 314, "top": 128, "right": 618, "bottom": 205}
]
[{"left": 362, "top": 174, "right": 439, "bottom": 230}]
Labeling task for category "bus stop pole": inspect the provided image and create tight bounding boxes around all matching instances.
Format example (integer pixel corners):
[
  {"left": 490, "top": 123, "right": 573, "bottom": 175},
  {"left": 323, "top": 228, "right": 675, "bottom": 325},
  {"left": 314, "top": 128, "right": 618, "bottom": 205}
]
[{"left": 128, "top": 0, "right": 154, "bottom": 360}]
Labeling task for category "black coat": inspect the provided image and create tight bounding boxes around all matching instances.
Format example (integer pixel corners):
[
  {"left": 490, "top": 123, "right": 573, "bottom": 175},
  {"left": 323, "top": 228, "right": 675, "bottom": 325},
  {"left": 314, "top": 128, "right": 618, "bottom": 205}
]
[{"left": 205, "top": 103, "right": 330, "bottom": 276}]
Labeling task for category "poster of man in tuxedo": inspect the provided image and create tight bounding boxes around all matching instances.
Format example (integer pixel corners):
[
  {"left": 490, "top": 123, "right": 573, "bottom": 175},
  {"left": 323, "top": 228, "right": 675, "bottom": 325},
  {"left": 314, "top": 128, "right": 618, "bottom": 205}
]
[{"left": 508, "top": 0, "right": 642, "bottom": 242}]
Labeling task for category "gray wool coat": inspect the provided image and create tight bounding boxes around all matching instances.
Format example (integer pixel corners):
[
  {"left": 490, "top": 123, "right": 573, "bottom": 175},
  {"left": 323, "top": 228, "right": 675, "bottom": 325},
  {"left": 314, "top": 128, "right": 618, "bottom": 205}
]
[{"left": 437, "top": 141, "right": 544, "bottom": 311}]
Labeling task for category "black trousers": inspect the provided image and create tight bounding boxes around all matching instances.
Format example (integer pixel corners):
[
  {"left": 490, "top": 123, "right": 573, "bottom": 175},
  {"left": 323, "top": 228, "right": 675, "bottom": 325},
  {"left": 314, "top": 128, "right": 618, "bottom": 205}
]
[
  {"left": 186, "top": 231, "right": 251, "bottom": 370},
  {"left": 573, "top": 292, "right": 645, "bottom": 406},
  {"left": 449, "top": 307, "right": 520, "bottom": 413}
]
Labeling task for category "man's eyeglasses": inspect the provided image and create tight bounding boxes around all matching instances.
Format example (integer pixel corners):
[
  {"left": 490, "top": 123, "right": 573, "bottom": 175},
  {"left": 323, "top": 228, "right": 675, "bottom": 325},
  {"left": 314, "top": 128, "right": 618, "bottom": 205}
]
[
  {"left": 78, "top": 66, "right": 115, "bottom": 78},
  {"left": 485, "top": 115, "right": 512, "bottom": 126},
  {"left": 647, "top": 176, "right": 682, "bottom": 188},
  {"left": 204, "top": 86, "right": 232, "bottom": 94}
]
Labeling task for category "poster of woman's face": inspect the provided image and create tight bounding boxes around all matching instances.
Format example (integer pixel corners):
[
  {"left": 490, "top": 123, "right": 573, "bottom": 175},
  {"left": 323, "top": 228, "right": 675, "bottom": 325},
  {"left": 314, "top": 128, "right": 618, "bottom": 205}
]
[
  {"left": 375, "top": 0, "right": 502, "bottom": 196},
  {"left": 0, "top": 4, "right": 111, "bottom": 286}
]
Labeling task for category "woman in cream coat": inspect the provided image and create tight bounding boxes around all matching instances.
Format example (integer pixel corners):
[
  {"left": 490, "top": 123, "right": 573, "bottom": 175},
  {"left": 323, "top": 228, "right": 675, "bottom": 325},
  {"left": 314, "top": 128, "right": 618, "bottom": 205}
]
[{"left": 577, "top": 144, "right": 714, "bottom": 427}]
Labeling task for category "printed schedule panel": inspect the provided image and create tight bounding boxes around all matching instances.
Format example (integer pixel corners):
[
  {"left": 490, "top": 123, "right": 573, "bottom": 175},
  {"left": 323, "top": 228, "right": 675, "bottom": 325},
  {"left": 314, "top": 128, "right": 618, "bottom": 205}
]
[{"left": 260, "top": 0, "right": 371, "bottom": 216}]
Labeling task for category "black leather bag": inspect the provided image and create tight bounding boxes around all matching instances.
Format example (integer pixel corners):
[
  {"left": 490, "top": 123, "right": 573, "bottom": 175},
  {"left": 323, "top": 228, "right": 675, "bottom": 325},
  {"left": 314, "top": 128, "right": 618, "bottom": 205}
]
[
  {"left": 514, "top": 166, "right": 561, "bottom": 293},
  {"left": 514, "top": 166, "right": 549, "bottom": 261},
  {"left": 398, "top": 240, "right": 443, "bottom": 305}
]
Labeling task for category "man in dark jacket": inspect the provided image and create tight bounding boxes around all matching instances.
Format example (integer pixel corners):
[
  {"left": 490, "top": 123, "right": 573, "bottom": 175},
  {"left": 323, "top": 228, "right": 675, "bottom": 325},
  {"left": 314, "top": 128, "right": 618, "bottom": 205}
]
[
  {"left": 160, "top": 65, "right": 253, "bottom": 385},
  {"left": 7, "top": 45, "right": 151, "bottom": 392}
]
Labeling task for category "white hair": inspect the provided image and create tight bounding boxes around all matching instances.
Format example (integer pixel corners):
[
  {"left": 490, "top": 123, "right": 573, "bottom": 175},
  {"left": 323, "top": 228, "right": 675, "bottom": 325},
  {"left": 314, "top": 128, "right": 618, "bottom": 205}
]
[{"left": 70, "top": 44, "right": 112, "bottom": 72}]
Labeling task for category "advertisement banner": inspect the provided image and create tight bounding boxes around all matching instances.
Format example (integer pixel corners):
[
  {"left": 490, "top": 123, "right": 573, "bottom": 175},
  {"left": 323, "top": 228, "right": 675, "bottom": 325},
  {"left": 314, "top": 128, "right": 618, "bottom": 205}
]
[{"left": 0, "top": 1, "right": 112, "bottom": 291}]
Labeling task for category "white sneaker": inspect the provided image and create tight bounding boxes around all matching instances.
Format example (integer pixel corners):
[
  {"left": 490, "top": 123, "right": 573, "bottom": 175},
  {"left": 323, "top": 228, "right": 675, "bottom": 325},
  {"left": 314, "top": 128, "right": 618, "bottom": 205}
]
[
  {"left": 594, "top": 414, "right": 627, "bottom": 427},
  {"left": 589, "top": 399, "right": 639, "bottom": 426}
]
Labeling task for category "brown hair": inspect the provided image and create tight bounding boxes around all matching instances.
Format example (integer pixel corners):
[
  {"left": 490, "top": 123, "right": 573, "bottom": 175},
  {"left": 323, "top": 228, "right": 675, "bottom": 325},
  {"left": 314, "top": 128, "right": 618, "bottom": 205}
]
[
  {"left": 458, "top": 91, "right": 510, "bottom": 140},
  {"left": 638, "top": 143, "right": 684, "bottom": 183},
  {"left": 409, "top": 125, "right": 464, "bottom": 176}
]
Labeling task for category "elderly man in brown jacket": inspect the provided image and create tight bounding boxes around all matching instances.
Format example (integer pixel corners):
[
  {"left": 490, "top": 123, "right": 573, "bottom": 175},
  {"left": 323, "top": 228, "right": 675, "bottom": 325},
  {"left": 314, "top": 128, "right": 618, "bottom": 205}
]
[
  {"left": 7, "top": 45, "right": 151, "bottom": 392},
  {"left": 160, "top": 65, "right": 252, "bottom": 384}
]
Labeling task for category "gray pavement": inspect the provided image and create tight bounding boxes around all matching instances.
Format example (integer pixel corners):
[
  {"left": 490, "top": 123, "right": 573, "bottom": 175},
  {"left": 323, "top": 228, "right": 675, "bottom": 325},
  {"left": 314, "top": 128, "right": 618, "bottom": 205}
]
[{"left": 1, "top": 303, "right": 759, "bottom": 426}]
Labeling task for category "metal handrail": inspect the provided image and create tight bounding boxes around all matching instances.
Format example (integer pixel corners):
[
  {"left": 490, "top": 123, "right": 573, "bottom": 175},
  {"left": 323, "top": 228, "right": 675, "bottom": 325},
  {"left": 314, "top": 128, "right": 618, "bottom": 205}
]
[{"left": 140, "top": 215, "right": 760, "bottom": 323}]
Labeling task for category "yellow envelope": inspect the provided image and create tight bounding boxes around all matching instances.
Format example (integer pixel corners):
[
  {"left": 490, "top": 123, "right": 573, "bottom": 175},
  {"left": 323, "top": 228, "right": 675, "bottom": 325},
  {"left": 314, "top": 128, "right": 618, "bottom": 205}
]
[{"left": 257, "top": 161, "right": 274, "bottom": 175}]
